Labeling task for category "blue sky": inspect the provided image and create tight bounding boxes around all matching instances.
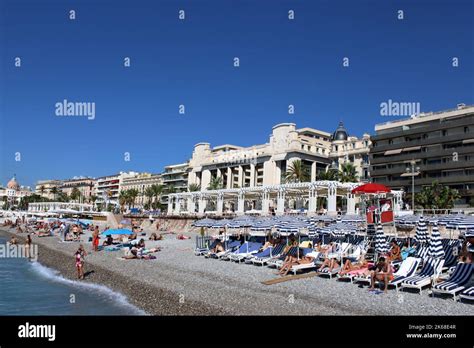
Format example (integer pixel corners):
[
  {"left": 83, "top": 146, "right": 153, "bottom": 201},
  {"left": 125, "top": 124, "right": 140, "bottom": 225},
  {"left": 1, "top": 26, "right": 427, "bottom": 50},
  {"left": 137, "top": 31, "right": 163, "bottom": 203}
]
[{"left": 1, "top": 0, "right": 473, "bottom": 187}]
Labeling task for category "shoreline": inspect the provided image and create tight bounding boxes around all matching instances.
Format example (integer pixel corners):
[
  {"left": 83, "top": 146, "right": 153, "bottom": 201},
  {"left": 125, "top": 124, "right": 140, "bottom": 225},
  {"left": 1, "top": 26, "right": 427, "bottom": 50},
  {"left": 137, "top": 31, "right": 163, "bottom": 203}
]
[{"left": 0, "top": 228, "right": 227, "bottom": 315}]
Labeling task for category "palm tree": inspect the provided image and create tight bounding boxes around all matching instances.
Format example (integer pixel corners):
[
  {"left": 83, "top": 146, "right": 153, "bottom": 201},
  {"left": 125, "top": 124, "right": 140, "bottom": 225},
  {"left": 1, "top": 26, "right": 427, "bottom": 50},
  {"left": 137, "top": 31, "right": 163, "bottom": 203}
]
[
  {"left": 90, "top": 195, "right": 98, "bottom": 205},
  {"left": 188, "top": 183, "right": 201, "bottom": 192},
  {"left": 118, "top": 190, "right": 129, "bottom": 213},
  {"left": 415, "top": 181, "right": 460, "bottom": 210},
  {"left": 339, "top": 163, "right": 358, "bottom": 183},
  {"left": 127, "top": 188, "right": 139, "bottom": 208},
  {"left": 207, "top": 176, "right": 223, "bottom": 190},
  {"left": 39, "top": 185, "right": 45, "bottom": 197},
  {"left": 318, "top": 169, "right": 339, "bottom": 181},
  {"left": 50, "top": 187, "right": 58, "bottom": 200},
  {"left": 145, "top": 187, "right": 155, "bottom": 208},
  {"left": 70, "top": 187, "right": 81, "bottom": 202},
  {"left": 285, "top": 160, "right": 310, "bottom": 183},
  {"left": 151, "top": 184, "right": 164, "bottom": 207}
]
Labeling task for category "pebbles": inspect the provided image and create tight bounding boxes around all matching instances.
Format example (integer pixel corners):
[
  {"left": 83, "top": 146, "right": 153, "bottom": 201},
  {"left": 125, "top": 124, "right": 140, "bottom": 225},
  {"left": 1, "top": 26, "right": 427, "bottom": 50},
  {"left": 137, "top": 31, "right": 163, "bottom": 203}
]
[{"left": 1, "top": 227, "right": 472, "bottom": 316}]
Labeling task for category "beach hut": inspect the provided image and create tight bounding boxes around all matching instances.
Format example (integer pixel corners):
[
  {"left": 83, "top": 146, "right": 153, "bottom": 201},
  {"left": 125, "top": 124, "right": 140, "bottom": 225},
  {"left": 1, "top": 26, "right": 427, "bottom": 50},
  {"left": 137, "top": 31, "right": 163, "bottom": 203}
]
[{"left": 428, "top": 223, "right": 445, "bottom": 259}]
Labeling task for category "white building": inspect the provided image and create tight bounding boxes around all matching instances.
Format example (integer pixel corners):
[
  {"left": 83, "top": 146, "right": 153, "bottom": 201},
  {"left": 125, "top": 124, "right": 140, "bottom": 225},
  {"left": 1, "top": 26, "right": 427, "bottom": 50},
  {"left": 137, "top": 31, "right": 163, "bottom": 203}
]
[
  {"left": 1, "top": 175, "right": 33, "bottom": 207},
  {"left": 121, "top": 172, "right": 163, "bottom": 208},
  {"left": 95, "top": 171, "right": 139, "bottom": 206}
]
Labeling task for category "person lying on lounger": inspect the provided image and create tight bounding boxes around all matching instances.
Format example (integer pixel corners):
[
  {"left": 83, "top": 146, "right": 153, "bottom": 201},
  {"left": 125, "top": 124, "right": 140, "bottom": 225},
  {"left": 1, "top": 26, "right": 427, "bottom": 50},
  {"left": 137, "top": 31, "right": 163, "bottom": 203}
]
[
  {"left": 278, "top": 254, "right": 315, "bottom": 276},
  {"left": 317, "top": 257, "right": 340, "bottom": 273},
  {"left": 210, "top": 240, "right": 225, "bottom": 253},
  {"left": 339, "top": 256, "right": 369, "bottom": 276},
  {"left": 102, "top": 235, "right": 114, "bottom": 246},
  {"left": 149, "top": 232, "right": 163, "bottom": 241},
  {"left": 369, "top": 257, "right": 393, "bottom": 293}
]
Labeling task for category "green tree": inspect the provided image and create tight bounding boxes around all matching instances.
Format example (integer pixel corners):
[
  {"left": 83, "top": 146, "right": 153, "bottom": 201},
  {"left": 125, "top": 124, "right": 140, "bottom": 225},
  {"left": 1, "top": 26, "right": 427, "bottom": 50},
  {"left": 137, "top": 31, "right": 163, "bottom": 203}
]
[
  {"left": 50, "top": 187, "right": 59, "bottom": 200},
  {"left": 39, "top": 185, "right": 46, "bottom": 196},
  {"left": 118, "top": 190, "right": 129, "bottom": 213},
  {"left": 127, "top": 188, "right": 139, "bottom": 208},
  {"left": 70, "top": 187, "right": 81, "bottom": 202},
  {"left": 415, "top": 181, "right": 460, "bottom": 210},
  {"left": 145, "top": 187, "right": 155, "bottom": 208},
  {"left": 188, "top": 183, "right": 201, "bottom": 192},
  {"left": 318, "top": 169, "right": 339, "bottom": 181},
  {"left": 207, "top": 176, "right": 223, "bottom": 190},
  {"left": 285, "top": 159, "right": 310, "bottom": 183},
  {"left": 338, "top": 163, "right": 359, "bottom": 183}
]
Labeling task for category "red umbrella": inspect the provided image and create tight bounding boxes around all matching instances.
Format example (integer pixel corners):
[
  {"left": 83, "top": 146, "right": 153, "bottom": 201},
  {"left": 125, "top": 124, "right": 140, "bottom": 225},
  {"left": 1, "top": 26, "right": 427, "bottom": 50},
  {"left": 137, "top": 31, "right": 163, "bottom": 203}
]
[{"left": 351, "top": 183, "right": 391, "bottom": 194}]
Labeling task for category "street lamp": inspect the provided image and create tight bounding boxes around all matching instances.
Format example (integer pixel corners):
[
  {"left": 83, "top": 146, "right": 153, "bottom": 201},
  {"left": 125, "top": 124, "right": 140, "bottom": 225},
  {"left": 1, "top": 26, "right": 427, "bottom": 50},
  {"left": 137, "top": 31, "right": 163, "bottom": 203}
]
[{"left": 404, "top": 160, "right": 420, "bottom": 212}]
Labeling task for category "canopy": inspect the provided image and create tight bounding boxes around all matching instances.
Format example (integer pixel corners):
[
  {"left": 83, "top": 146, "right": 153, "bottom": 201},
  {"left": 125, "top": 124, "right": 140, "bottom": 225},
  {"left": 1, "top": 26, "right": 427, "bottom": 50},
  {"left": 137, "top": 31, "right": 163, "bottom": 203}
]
[
  {"left": 352, "top": 183, "right": 391, "bottom": 194},
  {"left": 101, "top": 228, "right": 133, "bottom": 236}
]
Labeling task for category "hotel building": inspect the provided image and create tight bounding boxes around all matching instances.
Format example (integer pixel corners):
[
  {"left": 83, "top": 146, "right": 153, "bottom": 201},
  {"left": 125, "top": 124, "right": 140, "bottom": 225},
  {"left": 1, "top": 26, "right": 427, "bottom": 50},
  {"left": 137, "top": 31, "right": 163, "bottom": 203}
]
[
  {"left": 121, "top": 172, "right": 163, "bottom": 208},
  {"left": 60, "top": 177, "right": 96, "bottom": 202},
  {"left": 168, "top": 122, "right": 374, "bottom": 215},
  {"left": 0, "top": 175, "right": 32, "bottom": 206},
  {"left": 370, "top": 104, "right": 474, "bottom": 207},
  {"left": 95, "top": 171, "right": 139, "bottom": 206},
  {"left": 35, "top": 179, "right": 63, "bottom": 200}
]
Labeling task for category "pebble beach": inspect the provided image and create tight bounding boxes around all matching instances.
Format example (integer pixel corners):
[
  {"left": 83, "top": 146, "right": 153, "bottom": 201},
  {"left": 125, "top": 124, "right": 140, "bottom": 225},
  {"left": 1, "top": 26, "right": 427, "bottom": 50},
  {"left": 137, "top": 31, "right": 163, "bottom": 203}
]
[{"left": 1, "top": 226, "right": 473, "bottom": 316}]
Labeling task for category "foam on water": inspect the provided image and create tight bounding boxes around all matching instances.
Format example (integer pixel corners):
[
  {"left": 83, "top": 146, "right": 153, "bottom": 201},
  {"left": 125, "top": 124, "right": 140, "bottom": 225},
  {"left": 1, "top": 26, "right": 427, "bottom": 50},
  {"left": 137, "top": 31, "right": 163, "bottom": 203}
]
[{"left": 28, "top": 261, "right": 147, "bottom": 315}]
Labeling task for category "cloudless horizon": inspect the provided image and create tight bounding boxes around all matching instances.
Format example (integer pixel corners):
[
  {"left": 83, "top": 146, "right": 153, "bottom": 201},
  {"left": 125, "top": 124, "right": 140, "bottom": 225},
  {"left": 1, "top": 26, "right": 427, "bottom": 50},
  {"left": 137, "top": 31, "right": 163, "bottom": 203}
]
[{"left": 1, "top": 0, "right": 473, "bottom": 188}]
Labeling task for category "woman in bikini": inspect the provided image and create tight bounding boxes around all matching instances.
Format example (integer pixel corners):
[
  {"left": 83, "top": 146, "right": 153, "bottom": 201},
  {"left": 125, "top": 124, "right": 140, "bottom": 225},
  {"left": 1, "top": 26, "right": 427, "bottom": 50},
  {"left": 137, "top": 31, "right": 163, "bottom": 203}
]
[
  {"left": 278, "top": 252, "right": 315, "bottom": 276},
  {"left": 339, "top": 254, "right": 369, "bottom": 276},
  {"left": 92, "top": 226, "right": 100, "bottom": 252}
]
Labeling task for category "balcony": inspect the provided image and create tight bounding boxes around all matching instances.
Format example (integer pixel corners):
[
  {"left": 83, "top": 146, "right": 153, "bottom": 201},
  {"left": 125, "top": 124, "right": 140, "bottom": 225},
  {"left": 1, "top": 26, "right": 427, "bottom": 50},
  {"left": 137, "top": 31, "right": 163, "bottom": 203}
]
[{"left": 371, "top": 160, "right": 474, "bottom": 177}]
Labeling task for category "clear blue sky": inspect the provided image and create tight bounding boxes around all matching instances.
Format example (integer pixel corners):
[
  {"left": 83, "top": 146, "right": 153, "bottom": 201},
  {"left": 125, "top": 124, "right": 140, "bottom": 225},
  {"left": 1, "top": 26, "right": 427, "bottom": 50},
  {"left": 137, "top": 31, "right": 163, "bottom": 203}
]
[{"left": 1, "top": 0, "right": 473, "bottom": 188}]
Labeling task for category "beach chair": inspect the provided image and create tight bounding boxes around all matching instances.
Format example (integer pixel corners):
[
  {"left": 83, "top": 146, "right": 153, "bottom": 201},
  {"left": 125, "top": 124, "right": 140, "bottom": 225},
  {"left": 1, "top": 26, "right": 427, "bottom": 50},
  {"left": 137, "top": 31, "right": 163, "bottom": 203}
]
[
  {"left": 251, "top": 243, "right": 285, "bottom": 266},
  {"left": 317, "top": 265, "right": 341, "bottom": 279},
  {"left": 459, "top": 286, "right": 474, "bottom": 301},
  {"left": 228, "top": 242, "right": 262, "bottom": 262},
  {"left": 244, "top": 246, "right": 274, "bottom": 264},
  {"left": 400, "top": 257, "right": 445, "bottom": 294},
  {"left": 432, "top": 263, "right": 474, "bottom": 301},
  {"left": 195, "top": 239, "right": 218, "bottom": 256},
  {"left": 266, "top": 247, "right": 298, "bottom": 268},
  {"left": 289, "top": 251, "right": 320, "bottom": 275},
  {"left": 389, "top": 257, "right": 421, "bottom": 291}
]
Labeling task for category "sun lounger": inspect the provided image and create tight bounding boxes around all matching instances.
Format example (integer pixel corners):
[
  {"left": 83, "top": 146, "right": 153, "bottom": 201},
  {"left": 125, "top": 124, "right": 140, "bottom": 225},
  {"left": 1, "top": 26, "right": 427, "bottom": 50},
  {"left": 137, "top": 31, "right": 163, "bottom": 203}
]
[
  {"left": 400, "top": 257, "right": 445, "bottom": 294},
  {"left": 251, "top": 243, "right": 285, "bottom": 266},
  {"left": 459, "top": 286, "right": 474, "bottom": 301},
  {"left": 266, "top": 247, "right": 298, "bottom": 268},
  {"left": 432, "top": 263, "right": 474, "bottom": 300},
  {"left": 244, "top": 246, "right": 274, "bottom": 264},
  {"left": 317, "top": 266, "right": 341, "bottom": 279},
  {"left": 228, "top": 242, "right": 262, "bottom": 262},
  {"left": 389, "top": 257, "right": 421, "bottom": 291}
]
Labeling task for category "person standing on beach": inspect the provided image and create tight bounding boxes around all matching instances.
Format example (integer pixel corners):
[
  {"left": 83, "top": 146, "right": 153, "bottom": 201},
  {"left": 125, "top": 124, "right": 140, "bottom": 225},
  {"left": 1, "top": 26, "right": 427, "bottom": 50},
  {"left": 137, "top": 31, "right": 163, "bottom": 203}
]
[
  {"left": 75, "top": 244, "right": 87, "bottom": 279},
  {"left": 92, "top": 226, "right": 100, "bottom": 252},
  {"left": 25, "top": 234, "right": 32, "bottom": 260}
]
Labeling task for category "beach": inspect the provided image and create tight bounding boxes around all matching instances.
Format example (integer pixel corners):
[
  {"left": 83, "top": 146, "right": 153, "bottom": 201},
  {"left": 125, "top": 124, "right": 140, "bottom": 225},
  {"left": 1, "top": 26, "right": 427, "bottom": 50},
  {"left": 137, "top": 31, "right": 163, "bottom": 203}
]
[{"left": 1, "top": 226, "right": 473, "bottom": 316}]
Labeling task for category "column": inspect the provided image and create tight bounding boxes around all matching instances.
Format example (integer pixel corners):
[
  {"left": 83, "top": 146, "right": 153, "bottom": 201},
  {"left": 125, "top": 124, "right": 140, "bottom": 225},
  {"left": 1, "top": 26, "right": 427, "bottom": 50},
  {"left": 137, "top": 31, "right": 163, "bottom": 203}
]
[
  {"left": 311, "top": 162, "right": 317, "bottom": 182},
  {"left": 201, "top": 170, "right": 211, "bottom": 190},
  {"left": 198, "top": 195, "right": 207, "bottom": 214},
  {"left": 174, "top": 197, "right": 181, "bottom": 215},
  {"left": 276, "top": 188, "right": 285, "bottom": 215},
  {"left": 237, "top": 191, "right": 245, "bottom": 215},
  {"left": 237, "top": 166, "right": 243, "bottom": 188},
  {"left": 227, "top": 167, "right": 232, "bottom": 189},
  {"left": 393, "top": 191, "right": 402, "bottom": 213},
  {"left": 327, "top": 183, "right": 337, "bottom": 215},
  {"left": 167, "top": 196, "right": 174, "bottom": 215},
  {"left": 249, "top": 163, "right": 256, "bottom": 187},
  {"left": 347, "top": 193, "right": 355, "bottom": 214},
  {"left": 308, "top": 188, "right": 317, "bottom": 215},
  {"left": 187, "top": 196, "right": 195, "bottom": 214},
  {"left": 217, "top": 192, "right": 224, "bottom": 215},
  {"left": 261, "top": 190, "right": 269, "bottom": 215}
]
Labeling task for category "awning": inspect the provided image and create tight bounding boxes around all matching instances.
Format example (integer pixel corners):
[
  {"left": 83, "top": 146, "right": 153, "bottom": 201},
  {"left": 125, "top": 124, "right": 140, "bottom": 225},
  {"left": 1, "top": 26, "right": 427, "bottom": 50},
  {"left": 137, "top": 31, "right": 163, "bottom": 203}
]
[
  {"left": 403, "top": 146, "right": 421, "bottom": 152},
  {"left": 272, "top": 153, "right": 287, "bottom": 161},
  {"left": 384, "top": 149, "right": 402, "bottom": 155},
  {"left": 462, "top": 139, "right": 474, "bottom": 144}
]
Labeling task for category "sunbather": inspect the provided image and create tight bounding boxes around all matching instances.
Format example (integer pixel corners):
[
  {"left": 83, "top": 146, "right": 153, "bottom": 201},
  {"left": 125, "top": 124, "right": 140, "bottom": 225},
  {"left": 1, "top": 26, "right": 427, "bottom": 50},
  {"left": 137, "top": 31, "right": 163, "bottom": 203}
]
[
  {"left": 339, "top": 257, "right": 369, "bottom": 276},
  {"left": 387, "top": 240, "right": 402, "bottom": 262},
  {"left": 149, "top": 232, "right": 163, "bottom": 241},
  {"left": 210, "top": 240, "right": 225, "bottom": 253},
  {"left": 278, "top": 254, "right": 315, "bottom": 276},
  {"left": 317, "top": 257, "right": 340, "bottom": 272},
  {"left": 369, "top": 257, "right": 393, "bottom": 293}
]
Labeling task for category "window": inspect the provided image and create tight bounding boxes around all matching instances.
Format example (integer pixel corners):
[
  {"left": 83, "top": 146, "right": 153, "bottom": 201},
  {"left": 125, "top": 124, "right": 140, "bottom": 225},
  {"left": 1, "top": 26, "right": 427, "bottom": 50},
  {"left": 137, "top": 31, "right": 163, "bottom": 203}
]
[
  {"left": 442, "top": 130, "right": 447, "bottom": 136},
  {"left": 465, "top": 126, "right": 470, "bottom": 134}
]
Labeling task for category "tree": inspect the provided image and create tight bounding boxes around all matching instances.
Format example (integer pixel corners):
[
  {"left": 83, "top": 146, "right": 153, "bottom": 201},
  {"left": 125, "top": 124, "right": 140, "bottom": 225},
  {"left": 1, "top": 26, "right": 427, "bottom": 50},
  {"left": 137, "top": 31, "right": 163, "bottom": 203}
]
[
  {"left": 207, "top": 176, "right": 223, "bottom": 190},
  {"left": 318, "top": 169, "right": 339, "bottom": 181},
  {"left": 144, "top": 187, "right": 155, "bottom": 208},
  {"left": 415, "top": 181, "right": 460, "bottom": 210},
  {"left": 39, "top": 185, "right": 46, "bottom": 196},
  {"left": 188, "top": 183, "right": 201, "bottom": 192},
  {"left": 338, "top": 163, "right": 358, "bottom": 183},
  {"left": 151, "top": 184, "right": 164, "bottom": 208},
  {"left": 90, "top": 195, "right": 98, "bottom": 205},
  {"left": 50, "top": 187, "right": 59, "bottom": 200},
  {"left": 127, "top": 188, "right": 139, "bottom": 208},
  {"left": 119, "top": 190, "right": 129, "bottom": 213},
  {"left": 285, "top": 159, "right": 310, "bottom": 183},
  {"left": 70, "top": 187, "right": 81, "bottom": 202}
]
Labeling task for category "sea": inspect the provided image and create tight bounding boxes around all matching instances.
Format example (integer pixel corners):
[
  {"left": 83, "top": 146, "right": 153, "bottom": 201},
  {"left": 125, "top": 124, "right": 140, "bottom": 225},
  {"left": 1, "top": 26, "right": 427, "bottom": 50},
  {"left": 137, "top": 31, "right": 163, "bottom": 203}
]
[{"left": 0, "top": 237, "right": 146, "bottom": 315}]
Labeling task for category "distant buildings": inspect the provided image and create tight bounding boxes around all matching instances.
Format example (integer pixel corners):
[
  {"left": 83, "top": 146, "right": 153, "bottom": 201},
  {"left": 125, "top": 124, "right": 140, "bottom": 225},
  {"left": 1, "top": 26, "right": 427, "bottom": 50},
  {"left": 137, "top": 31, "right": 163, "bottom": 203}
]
[
  {"left": 370, "top": 104, "right": 474, "bottom": 207},
  {"left": 0, "top": 175, "right": 32, "bottom": 206},
  {"left": 35, "top": 180, "right": 62, "bottom": 200},
  {"left": 95, "top": 172, "right": 138, "bottom": 206},
  {"left": 121, "top": 172, "right": 163, "bottom": 207},
  {"left": 61, "top": 177, "right": 96, "bottom": 202}
]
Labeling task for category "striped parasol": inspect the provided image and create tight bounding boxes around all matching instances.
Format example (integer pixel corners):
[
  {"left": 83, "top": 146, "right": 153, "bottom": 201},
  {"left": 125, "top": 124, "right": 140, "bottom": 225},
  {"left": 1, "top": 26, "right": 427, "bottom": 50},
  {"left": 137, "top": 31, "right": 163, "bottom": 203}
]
[
  {"left": 414, "top": 216, "right": 429, "bottom": 244},
  {"left": 428, "top": 222, "right": 445, "bottom": 259},
  {"left": 374, "top": 224, "right": 389, "bottom": 254}
]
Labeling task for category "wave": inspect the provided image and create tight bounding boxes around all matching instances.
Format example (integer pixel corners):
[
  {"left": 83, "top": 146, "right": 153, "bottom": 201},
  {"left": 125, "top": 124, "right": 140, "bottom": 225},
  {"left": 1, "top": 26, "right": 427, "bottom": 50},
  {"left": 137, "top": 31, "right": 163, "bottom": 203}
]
[{"left": 28, "top": 261, "right": 147, "bottom": 315}]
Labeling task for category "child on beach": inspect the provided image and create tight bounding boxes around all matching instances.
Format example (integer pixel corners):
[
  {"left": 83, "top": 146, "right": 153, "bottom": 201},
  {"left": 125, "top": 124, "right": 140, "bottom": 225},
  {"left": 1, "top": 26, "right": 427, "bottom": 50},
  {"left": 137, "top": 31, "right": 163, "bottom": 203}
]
[{"left": 92, "top": 226, "right": 100, "bottom": 252}]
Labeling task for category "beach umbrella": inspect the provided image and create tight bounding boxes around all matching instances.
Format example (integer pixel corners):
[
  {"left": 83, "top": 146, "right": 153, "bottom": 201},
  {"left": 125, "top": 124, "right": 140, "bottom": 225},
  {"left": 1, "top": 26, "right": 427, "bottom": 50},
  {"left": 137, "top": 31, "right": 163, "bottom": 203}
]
[
  {"left": 101, "top": 228, "right": 133, "bottom": 236},
  {"left": 352, "top": 183, "right": 391, "bottom": 194},
  {"left": 428, "top": 223, "right": 445, "bottom": 259},
  {"left": 374, "top": 224, "right": 389, "bottom": 255},
  {"left": 120, "top": 219, "right": 131, "bottom": 225},
  {"left": 414, "top": 216, "right": 429, "bottom": 244}
]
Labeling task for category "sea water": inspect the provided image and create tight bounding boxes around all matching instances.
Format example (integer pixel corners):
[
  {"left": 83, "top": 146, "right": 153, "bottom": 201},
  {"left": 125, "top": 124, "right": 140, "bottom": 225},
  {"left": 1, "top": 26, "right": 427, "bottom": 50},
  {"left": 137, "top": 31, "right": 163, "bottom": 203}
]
[{"left": 0, "top": 238, "right": 145, "bottom": 315}]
